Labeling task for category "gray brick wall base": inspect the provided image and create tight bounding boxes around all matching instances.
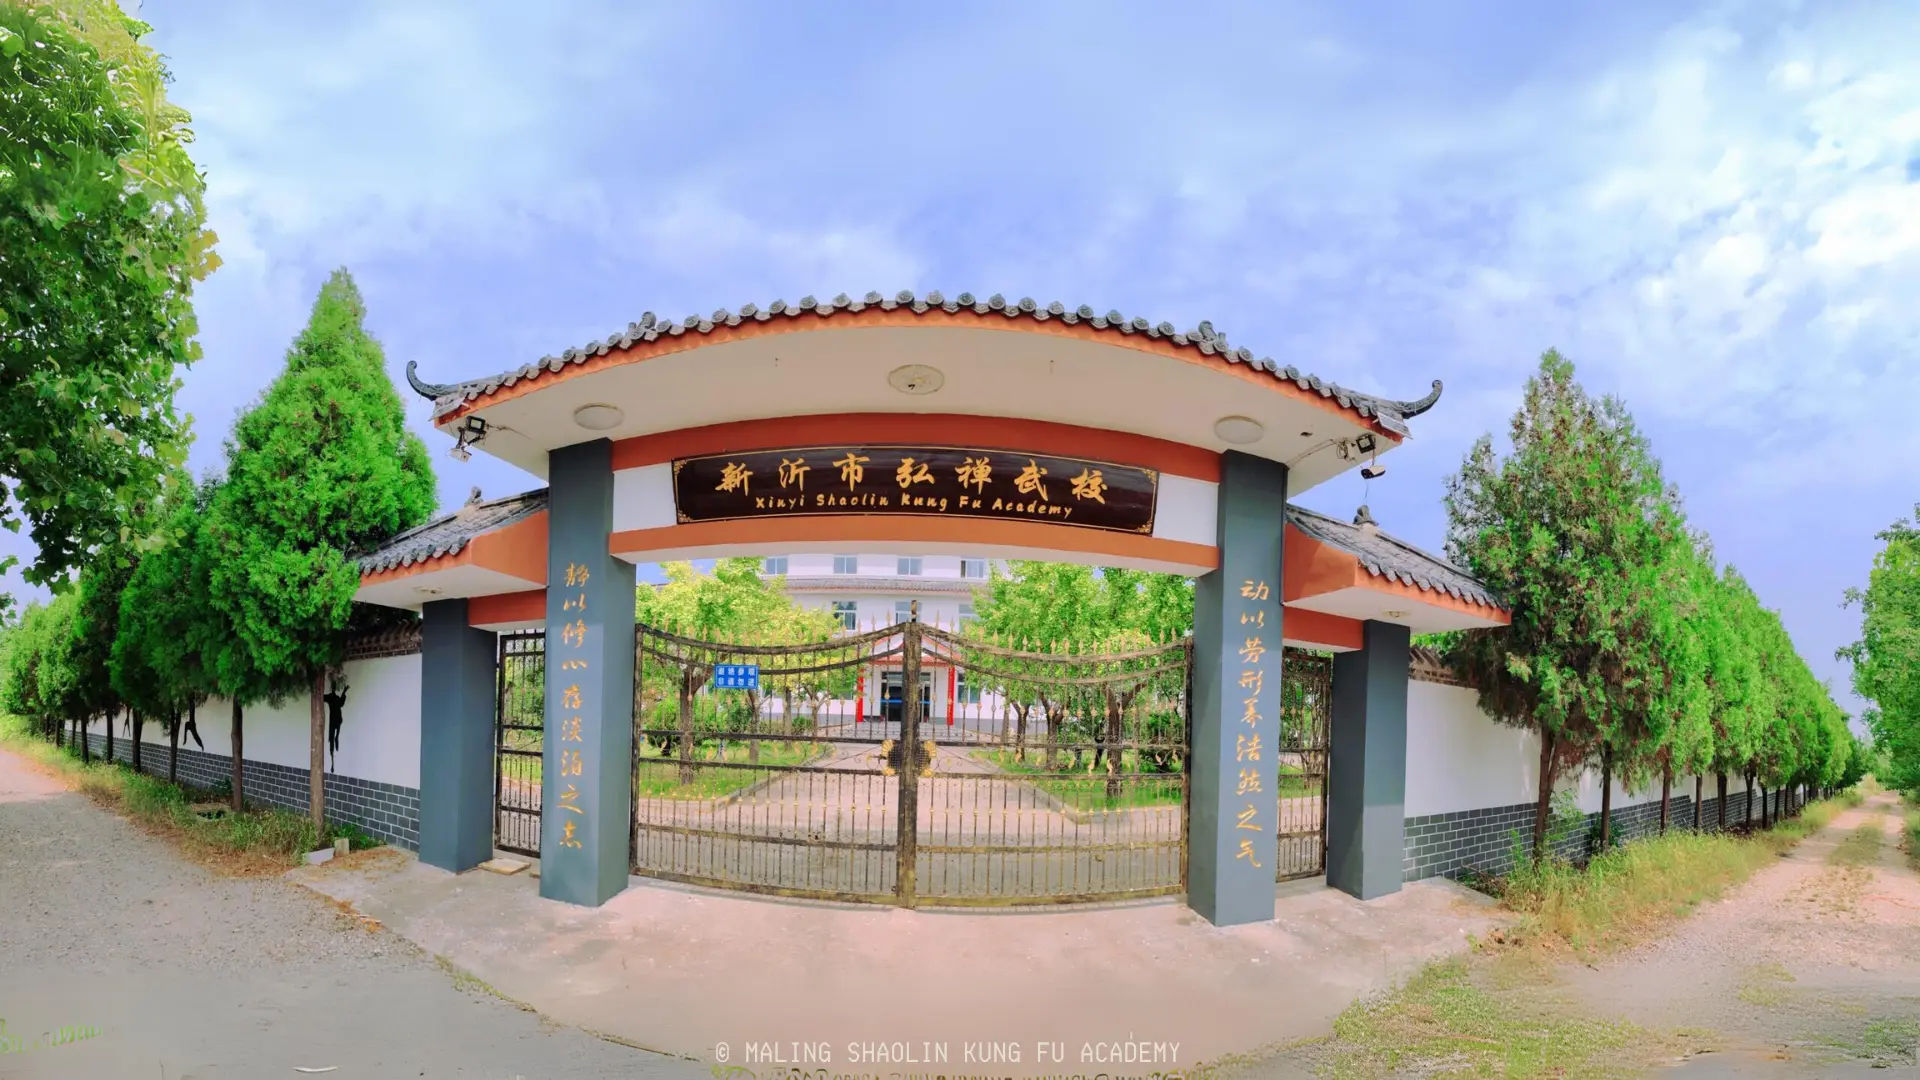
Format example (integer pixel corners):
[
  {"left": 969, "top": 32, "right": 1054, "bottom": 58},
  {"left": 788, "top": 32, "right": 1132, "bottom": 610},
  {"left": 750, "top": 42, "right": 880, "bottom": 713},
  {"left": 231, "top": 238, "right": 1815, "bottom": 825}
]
[
  {"left": 77, "top": 730, "right": 419, "bottom": 851},
  {"left": 1405, "top": 786, "right": 1807, "bottom": 883}
]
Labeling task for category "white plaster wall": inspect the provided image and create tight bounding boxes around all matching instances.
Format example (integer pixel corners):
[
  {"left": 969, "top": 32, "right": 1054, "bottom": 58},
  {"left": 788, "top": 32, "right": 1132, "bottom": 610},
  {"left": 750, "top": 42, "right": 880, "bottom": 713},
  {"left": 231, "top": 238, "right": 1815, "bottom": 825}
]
[
  {"left": 612, "top": 463, "right": 676, "bottom": 532},
  {"left": 1404, "top": 679, "right": 1744, "bottom": 819},
  {"left": 1151, "top": 474, "right": 1218, "bottom": 547},
  {"left": 98, "top": 653, "right": 423, "bottom": 790}
]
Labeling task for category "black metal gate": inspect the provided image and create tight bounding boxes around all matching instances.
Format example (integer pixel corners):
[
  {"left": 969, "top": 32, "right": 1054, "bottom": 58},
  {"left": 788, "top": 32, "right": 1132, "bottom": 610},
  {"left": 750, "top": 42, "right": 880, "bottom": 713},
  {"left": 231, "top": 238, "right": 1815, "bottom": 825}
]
[
  {"left": 494, "top": 631, "right": 545, "bottom": 857},
  {"left": 1276, "top": 648, "right": 1332, "bottom": 881},
  {"left": 629, "top": 615, "right": 1191, "bottom": 907}
]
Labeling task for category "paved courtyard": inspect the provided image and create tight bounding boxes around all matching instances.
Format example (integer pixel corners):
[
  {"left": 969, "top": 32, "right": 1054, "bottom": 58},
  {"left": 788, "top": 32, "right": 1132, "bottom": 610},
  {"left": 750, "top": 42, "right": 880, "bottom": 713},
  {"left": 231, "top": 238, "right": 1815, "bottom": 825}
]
[{"left": 0, "top": 748, "right": 702, "bottom": 1079}]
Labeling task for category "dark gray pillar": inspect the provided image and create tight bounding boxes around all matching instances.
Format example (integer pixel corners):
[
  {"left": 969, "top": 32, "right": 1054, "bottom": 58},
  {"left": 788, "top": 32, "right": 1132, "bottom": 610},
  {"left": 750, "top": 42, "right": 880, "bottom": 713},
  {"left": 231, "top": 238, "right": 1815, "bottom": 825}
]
[
  {"left": 541, "top": 439, "right": 637, "bottom": 907},
  {"left": 418, "top": 598, "right": 498, "bottom": 873},
  {"left": 1189, "top": 450, "right": 1287, "bottom": 927},
  {"left": 1327, "top": 619, "right": 1410, "bottom": 900}
]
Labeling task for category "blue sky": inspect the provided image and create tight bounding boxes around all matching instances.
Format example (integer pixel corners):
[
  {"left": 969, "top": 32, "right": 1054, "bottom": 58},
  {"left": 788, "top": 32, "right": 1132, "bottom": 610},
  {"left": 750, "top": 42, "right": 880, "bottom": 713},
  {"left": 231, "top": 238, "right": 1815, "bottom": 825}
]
[{"left": 6, "top": 0, "right": 1917, "bottom": 723}]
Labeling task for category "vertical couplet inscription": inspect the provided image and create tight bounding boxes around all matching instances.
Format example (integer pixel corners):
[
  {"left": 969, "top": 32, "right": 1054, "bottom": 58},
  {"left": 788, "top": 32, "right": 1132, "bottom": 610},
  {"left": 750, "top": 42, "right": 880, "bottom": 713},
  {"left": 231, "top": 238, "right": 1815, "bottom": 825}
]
[
  {"left": 673, "top": 445, "right": 1159, "bottom": 535},
  {"left": 1233, "top": 578, "right": 1270, "bottom": 871},
  {"left": 554, "top": 561, "right": 591, "bottom": 850}
]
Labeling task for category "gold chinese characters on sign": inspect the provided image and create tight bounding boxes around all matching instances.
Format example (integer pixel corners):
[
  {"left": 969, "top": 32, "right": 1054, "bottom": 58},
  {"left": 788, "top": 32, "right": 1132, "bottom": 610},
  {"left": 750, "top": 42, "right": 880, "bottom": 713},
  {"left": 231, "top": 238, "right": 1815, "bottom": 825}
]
[
  {"left": 672, "top": 445, "right": 1158, "bottom": 535},
  {"left": 1233, "top": 578, "right": 1271, "bottom": 871},
  {"left": 554, "top": 560, "right": 592, "bottom": 851}
]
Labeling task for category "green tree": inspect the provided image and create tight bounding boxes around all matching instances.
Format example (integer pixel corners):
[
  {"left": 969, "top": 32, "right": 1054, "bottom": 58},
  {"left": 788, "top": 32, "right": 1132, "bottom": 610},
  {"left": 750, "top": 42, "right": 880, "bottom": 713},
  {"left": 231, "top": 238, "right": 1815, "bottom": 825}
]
[
  {"left": 1, "top": 592, "right": 82, "bottom": 750},
  {"left": 111, "top": 478, "right": 214, "bottom": 783},
  {"left": 1841, "top": 511, "right": 1920, "bottom": 796},
  {"left": 202, "top": 270, "right": 436, "bottom": 827},
  {"left": 71, "top": 554, "right": 135, "bottom": 761},
  {"left": 0, "top": 1, "right": 218, "bottom": 596},
  {"left": 1442, "top": 350, "right": 1677, "bottom": 860}
]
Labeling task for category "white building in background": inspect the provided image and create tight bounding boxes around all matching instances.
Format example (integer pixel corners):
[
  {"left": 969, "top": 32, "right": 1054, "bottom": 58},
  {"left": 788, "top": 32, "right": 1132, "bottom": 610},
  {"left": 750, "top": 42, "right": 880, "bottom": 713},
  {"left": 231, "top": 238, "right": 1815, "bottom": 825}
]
[{"left": 760, "top": 552, "right": 1005, "bottom": 726}]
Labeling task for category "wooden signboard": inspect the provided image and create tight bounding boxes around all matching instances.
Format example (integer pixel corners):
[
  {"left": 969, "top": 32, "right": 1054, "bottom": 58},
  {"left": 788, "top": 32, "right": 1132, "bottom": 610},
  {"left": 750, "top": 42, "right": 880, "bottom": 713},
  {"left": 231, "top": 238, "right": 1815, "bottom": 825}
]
[{"left": 673, "top": 445, "right": 1158, "bottom": 535}]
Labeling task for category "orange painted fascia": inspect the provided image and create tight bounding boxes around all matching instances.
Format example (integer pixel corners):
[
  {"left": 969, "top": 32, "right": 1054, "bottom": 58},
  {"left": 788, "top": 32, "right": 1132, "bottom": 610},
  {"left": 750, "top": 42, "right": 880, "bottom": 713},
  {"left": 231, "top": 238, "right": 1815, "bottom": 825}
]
[
  {"left": 1282, "top": 524, "right": 1510, "bottom": 624},
  {"left": 439, "top": 310, "right": 1407, "bottom": 445},
  {"left": 1282, "top": 525, "right": 1360, "bottom": 602},
  {"left": 610, "top": 517, "right": 1219, "bottom": 572},
  {"left": 1358, "top": 572, "right": 1511, "bottom": 624},
  {"left": 359, "top": 547, "right": 473, "bottom": 588},
  {"left": 466, "top": 511, "right": 548, "bottom": 584},
  {"left": 469, "top": 588, "right": 546, "bottom": 627},
  {"left": 611, "top": 414, "right": 1222, "bottom": 482},
  {"left": 1282, "top": 608, "right": 1364, "bottom": 651}
]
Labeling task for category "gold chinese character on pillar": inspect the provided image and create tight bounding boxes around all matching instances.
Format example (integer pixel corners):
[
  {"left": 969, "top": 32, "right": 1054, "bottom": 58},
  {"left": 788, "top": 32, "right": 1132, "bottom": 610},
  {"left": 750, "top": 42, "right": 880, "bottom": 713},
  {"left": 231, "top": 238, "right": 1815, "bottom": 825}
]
[{"left": 1239, "top": 580, "right": 1269, "bottom": 601}]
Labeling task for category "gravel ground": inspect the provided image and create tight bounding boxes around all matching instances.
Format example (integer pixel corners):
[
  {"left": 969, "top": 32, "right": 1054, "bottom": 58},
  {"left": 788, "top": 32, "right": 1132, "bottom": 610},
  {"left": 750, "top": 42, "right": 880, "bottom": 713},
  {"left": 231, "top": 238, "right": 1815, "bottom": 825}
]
[
  {"left": 0, "top": 748, "right": 705, "bottom": 1080},
  {"left": 1562, "top": 792, "right": 1920, "bottom": 1073}
]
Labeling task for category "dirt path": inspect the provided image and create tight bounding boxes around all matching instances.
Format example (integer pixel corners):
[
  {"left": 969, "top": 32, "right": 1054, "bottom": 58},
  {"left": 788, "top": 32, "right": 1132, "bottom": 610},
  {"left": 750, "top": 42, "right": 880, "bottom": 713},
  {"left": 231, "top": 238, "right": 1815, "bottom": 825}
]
[
  {"left": 0, "top": 747, "right": 703, "bottom": 1079},
  {"left": 1561, "top": 792, "right": 1920, "bottom": 1074}
]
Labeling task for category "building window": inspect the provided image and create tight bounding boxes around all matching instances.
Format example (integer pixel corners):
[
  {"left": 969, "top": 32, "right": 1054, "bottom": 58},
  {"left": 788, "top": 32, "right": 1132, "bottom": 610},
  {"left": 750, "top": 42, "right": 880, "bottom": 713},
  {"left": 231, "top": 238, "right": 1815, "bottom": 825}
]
[
  {"left": 897, "top": 556, "right": 923, "bottom": 576},
  {"left": 762, "top": 556, "right": 788, "bottom": 576},
  {"left": 831, "top": 601, "right": 858, "bottom": 631},
  {"left": 961, "top": 558, "right": 987, "bottom": 580},
  {"left": 958, "top": 603, "right": 975, "bottom": 625},
  {"left": 894, "top": 600, "right": 914, "bottom": 623},
  {"left": 833, "top": 555, "right": 858, "bottom": 575},
  {"left": 956, "top": 671, "right": 981, "bottom": 704}
]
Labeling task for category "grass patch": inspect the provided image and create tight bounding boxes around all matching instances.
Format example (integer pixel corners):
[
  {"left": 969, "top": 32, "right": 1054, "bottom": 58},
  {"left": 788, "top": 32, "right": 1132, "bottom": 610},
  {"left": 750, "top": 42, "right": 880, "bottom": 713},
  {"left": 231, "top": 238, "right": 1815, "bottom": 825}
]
[
  {"left": 1310, "top": 956, "right": 1659, "bottom": 1079},
  {"left": 634, "top": 737, "right": 829, "bottom": 800},
  {"left": 1819, "top": 1015, "right": 1920, "bottom": 1067},
  {"left": 1828, "top": 822, "right": 1882, "bottom": 868},
  {"left": 1735, "top": 962, "right": 1797, "bottom": 1008},
  {"left": 1, "top": 713, "right": 382, "bottom": 873},
  {"left": 971, "top": 748, "right": 1189, "bottom": 811}
]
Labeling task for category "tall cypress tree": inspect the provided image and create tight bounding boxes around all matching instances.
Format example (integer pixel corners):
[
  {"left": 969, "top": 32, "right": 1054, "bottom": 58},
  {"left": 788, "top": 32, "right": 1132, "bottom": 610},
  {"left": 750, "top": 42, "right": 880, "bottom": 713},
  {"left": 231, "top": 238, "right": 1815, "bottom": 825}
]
[
  {"left": 204, "top": 270, "right": 435, "bottom": 828},
  {"left": 1443, "top": 351, "right": 1676, "bottom": 860}
]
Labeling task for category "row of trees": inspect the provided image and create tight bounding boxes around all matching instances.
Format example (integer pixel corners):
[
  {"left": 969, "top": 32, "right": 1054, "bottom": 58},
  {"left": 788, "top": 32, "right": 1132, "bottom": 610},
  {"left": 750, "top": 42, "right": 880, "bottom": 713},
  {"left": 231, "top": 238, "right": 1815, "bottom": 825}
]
[
  {"left": 1, "top": 271, "right": 436, "bottom": 826},
  {"left": 1443, "top": 351, "right": 1865, "bottom": 855}
]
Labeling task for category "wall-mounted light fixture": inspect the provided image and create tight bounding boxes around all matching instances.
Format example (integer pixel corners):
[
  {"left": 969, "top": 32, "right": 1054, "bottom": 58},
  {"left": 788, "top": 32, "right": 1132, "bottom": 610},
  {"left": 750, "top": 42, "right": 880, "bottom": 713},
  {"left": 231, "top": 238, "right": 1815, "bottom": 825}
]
[{"left": 450, "top": 415, "right": 489, "bottom": 462}]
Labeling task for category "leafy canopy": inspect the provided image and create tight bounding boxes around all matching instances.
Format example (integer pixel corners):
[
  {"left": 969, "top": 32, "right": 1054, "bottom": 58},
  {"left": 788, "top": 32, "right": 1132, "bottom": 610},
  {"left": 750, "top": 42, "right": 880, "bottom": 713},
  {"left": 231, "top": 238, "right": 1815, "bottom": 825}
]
[
  {"left": 203, "top": 270, "right": 435, "bottom": 696},
  {"left": 1842, "top": 510, "right": 1920, "bottom": 795},
  {"left": 0, "top": 0, "right": 218, "bottom": 595}
]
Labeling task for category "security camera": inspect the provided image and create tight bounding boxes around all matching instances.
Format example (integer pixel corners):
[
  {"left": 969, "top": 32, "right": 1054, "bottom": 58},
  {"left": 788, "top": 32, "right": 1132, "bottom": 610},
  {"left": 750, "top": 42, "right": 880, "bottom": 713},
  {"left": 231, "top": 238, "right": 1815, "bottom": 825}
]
[
  {"left": 449, "top": 443, "right": 471, "bottom": 463},
  {"left": 1360, "top": 462, "right": 1386, "bottom": 480}
]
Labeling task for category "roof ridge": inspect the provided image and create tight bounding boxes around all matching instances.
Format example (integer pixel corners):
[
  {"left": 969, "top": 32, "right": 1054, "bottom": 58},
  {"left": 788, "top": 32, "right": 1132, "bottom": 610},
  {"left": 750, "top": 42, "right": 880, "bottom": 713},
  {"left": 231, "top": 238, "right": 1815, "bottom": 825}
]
[
  {"left": 1286, "top": 502, "right": 1472, "bottom": 575},
  {"left": 407, "top": 290, "right": 1442, "bottom": 433}
]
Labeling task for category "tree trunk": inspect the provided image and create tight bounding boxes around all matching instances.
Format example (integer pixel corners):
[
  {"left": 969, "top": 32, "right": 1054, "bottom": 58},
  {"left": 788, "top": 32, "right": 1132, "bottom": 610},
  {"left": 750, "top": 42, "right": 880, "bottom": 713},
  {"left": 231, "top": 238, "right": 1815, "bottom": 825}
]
[
  {"left": 1532, "top": 730, "right": 1557, "bottom": 863},
  {"left": 1599, "top": 747, "right": 1615, "bottom": 853},
  {"left": 1693, "top": 775, "right": 1703, "bottom": 830},
  {"left": 1014, "top": 703, "right": 1029, "bottom": 763},
  {"left": 310, "top": 670, "right": 327, "bottom": 832},
  {"left": 230, "top": 699, "right": 245, "bottom": 813},
  {"left": 677, "top": 671, "right": 695, "bottom": 786},
  {"left": 53, "top": 715, "right": 63, "bottom": 750},
  {"left": 168, "top": 712, "right": 179, "bottom": 784},
  {"left": 78, "top": 715, "right": 90, "bottom": 763},
  {"left": 131, "top": 712, "right": 143, "bottom": 774},
  {"left": 1716, "top": 773, "right": 1727, "bottom": 829},
  {"left": 105, "top": 707, "right": 114, "bottom": 763},
  {"left": 1660, "top": 764, "right": 1671, "bottom": 835},
  {"left": 1744, "top": 771, "right": 1754, "bottom": 827},
  {"left": 1104, "top": 693, "right": 1124, "bottom": 803}
]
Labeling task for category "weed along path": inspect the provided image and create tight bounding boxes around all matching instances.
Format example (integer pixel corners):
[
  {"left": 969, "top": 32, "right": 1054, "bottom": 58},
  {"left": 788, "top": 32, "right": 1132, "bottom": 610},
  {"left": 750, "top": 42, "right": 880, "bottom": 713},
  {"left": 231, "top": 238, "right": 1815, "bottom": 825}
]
[
  {"left": 0, "top": 746, "right": 703, "bottom": 1079},
  {"left": 1563, "top": 790, "right": 1920, "bottom": 1074}
]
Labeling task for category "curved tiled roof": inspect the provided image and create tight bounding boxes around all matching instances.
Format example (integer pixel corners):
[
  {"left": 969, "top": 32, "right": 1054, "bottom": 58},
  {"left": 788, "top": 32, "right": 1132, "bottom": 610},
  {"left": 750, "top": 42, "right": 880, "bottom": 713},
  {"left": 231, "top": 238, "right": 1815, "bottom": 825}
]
[
  {"left": 1285, "top": 505, "right": 1506, "bottom": 612},
  {"left": 356, "top": 489, "right": 548, "bottom": 576},
  {"left": 406, "top": 290, "right": 1444, "bottom": 434}
]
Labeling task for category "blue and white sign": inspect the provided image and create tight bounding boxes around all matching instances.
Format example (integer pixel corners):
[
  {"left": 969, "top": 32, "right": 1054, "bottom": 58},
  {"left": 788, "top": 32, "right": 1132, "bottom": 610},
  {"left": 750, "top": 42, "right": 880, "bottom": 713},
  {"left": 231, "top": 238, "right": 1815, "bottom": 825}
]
[{"left": 712, "top": 663, "right": 760, "bottom": 691}]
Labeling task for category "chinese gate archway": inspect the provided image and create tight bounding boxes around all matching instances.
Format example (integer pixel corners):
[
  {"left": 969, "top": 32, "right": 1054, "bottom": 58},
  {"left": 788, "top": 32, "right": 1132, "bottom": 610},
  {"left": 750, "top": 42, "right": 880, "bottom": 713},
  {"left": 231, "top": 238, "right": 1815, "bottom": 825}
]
[{"left": 356, "top": 290, "right": 1508, "bottom": 926}]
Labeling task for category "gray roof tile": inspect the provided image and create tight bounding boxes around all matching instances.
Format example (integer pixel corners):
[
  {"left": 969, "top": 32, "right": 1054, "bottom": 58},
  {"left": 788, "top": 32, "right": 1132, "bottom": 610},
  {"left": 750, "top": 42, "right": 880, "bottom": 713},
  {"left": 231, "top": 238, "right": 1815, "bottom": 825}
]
[
  {"left": 405, "top": 290, "right": 1443, "bottom": 432},
  {"left": 1285, "top": 504, "right": 1506, "bottom": 612},
  {"left": 356, "top": 489, "right": 548, "bottom": 576}
]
